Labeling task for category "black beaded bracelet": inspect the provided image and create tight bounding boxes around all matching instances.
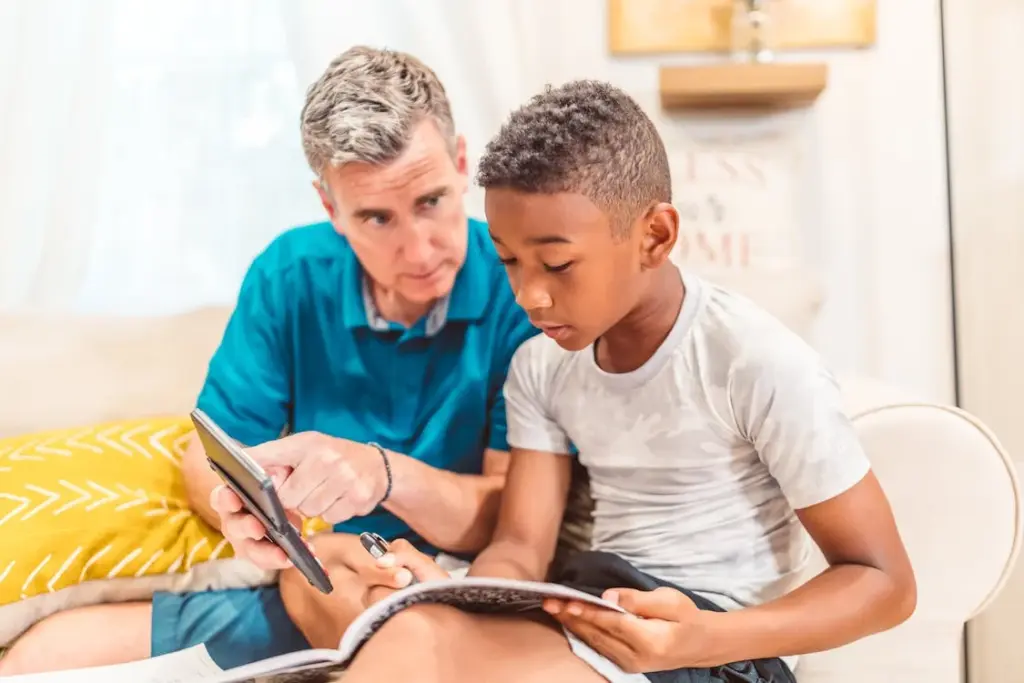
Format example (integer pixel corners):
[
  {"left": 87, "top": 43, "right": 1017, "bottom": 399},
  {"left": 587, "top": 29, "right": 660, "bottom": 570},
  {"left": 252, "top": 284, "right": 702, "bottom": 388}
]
[{"left": 368, "top": 442, "right": 392, "bottom": 505}]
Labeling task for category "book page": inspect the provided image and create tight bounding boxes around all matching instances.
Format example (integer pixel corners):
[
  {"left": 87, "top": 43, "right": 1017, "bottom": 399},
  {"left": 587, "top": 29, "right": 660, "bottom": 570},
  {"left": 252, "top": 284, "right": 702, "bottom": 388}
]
[
  {"left": 212, "top": 662, "right": 346, "bottom": 683},
  {"left": 209, "top": 649, "right": 345, "bottom": 682},
  {"left": 337, "top": 577, "right": 625, "bottom": 661},
  {"left": 1, "top": 644, "right": 223, "bottom": 683}
]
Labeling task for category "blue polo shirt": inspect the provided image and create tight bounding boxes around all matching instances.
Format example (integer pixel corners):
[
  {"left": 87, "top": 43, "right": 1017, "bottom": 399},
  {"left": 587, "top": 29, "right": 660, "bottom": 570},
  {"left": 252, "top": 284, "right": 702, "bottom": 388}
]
[{"left": 195, "top": 218, "right": 536, "bottom": 554}]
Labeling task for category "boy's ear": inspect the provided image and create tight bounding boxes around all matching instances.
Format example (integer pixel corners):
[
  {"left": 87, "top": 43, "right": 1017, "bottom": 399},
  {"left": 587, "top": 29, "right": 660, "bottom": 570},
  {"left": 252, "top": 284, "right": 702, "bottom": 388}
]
[{"left": 639, "top": 202, "right": 678, "bottom": 269}]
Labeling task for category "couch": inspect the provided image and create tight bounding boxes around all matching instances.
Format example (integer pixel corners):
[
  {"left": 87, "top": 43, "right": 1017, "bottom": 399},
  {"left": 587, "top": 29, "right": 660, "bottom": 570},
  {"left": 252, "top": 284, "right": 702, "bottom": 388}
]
[{"left": 0, "top": 267, "right": 1019, "bottom": 682}]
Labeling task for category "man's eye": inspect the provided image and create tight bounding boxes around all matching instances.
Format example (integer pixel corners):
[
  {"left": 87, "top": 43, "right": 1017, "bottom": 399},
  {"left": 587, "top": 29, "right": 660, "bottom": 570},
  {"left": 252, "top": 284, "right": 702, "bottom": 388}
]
[
  {"left": 544, "top": 261, "right": 573, "bottom": 273},
  {"left": 368, "top": 215, "right": 390, "bottom": 227},
  {"left": 422, "top": 195, "right": 441, "bottom": 208}
]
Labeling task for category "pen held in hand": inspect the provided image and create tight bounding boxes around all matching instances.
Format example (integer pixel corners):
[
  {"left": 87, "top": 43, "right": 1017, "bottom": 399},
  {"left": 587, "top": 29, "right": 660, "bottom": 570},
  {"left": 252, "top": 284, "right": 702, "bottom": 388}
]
[{"left": 360, "top": 531, "right": 419, "bottom": 587}]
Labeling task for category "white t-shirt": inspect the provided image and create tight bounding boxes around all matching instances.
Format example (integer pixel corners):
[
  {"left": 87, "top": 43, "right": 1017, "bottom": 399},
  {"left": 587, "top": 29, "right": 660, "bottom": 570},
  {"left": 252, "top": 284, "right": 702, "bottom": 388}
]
[{"left": 504, "top": 271, "right": 871, "bottom": 610}]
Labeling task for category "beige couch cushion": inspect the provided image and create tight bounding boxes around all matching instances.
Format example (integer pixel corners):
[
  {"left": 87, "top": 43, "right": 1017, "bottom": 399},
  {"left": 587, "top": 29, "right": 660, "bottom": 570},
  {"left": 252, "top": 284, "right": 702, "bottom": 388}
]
[
  {"left": 795, "top": 398, "right": 1020, "bottom": 683},
  {"left": 0, "top": 307, "right": 231, "bottom": 438},
  {"left": 0, "top": 265, "right": 821, "bottom": 437}
]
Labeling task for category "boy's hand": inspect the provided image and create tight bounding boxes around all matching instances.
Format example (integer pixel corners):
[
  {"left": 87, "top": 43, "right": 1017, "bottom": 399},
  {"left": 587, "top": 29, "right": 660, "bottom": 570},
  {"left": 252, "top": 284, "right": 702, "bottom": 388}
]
[
  {"left": 355, "top": 538, "right": 449, "bottom": 605},
  {"left": 543, "top": 586, "right": 711, "bottom": 673}
]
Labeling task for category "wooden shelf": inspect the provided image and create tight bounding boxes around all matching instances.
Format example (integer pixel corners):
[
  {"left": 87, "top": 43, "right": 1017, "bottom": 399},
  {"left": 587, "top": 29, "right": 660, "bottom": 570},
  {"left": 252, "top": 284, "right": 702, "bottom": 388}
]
[
  {"left": 609, "top": 0, "right": 876, "bottom": 55},
  {"left": 659, "top": 62, "right": 827, "bottom": 111}
]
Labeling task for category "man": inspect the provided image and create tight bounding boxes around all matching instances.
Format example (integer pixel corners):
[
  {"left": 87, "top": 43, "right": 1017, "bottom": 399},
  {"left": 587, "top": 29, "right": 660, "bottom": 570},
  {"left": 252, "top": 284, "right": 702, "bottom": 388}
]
[
  {"left": 335, "top": 80, "right": 917, "bottom": 682},
  {"left": 0, "top": 46, "right": 535, "bottom": 675}
]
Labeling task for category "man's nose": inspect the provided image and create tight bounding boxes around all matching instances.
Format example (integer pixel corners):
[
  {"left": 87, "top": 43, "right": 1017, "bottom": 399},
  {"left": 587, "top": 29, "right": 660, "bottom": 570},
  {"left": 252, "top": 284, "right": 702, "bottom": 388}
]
[{"left": 402, "top": 224, "right": 436, "bottom": 268}]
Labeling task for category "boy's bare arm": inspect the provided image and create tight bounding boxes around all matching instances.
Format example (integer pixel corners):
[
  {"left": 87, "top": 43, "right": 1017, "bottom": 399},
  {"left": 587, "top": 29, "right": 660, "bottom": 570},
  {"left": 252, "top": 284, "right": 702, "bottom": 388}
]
[
  {"left": 696, "top": 470, "right": 916, "bottom": 664},
  {"left": 547, "top": 470, "right": 915, "bottom": 672},
  {"left": 468, "top": 448, "right": 574, "bottom": 581}
]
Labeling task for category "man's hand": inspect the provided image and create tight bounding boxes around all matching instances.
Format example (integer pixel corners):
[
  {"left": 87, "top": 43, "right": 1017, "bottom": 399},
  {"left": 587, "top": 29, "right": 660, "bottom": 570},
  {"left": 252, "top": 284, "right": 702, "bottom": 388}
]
[
  {"left": 252, "top": 432, "right": 390, "bottom": 522},
  {"left": 211, "top": 483, "right": 297, "bottom": 570},
  {"left": 543, "top": 587, "right": 713, "bottom": 674},
  {"left": 209, "top": 431, "right": 390, "bottom": 570}
]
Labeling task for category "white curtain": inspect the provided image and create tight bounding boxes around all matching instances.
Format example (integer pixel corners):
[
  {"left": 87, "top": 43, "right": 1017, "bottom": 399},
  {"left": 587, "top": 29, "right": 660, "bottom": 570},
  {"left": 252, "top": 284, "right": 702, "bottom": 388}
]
[{"left": 0, "top": 0, "right": 553, "bottom": 316}]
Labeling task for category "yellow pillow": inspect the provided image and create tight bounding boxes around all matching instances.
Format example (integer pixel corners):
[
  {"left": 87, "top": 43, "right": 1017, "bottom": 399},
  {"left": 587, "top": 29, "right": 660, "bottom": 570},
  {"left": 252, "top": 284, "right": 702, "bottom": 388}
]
[
  {"left": 0, "top": 416, "right": 335, "bottom": 646},
  {"left": 0, "top": 416, "right": 233, "bottom": 606}
]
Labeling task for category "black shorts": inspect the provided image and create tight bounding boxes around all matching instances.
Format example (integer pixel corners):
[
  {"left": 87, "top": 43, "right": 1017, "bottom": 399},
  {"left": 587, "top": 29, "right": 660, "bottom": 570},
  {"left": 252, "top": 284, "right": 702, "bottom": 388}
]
[{"left": 553, "top": 551, "right": 797, "bottom": 683}]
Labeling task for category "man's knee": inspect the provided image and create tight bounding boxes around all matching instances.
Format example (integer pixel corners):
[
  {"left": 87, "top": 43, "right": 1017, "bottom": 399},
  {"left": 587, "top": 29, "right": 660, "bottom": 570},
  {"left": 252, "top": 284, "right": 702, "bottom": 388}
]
[
  {"left": 280, "top": 563, "right": 366, "bottom": 648},
  {"left": 370, "top": 604, "right": 472, "bottom": 648}
]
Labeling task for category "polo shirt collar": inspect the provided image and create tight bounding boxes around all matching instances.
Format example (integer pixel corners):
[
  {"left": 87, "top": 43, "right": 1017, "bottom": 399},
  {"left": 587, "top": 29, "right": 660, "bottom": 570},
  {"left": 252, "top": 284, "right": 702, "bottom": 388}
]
[
  {"left": 342, "top": 220, "right": 490, "bottom": 336},
  {"left": 360, "top": 278, "right": 451, "bottom": 337}
]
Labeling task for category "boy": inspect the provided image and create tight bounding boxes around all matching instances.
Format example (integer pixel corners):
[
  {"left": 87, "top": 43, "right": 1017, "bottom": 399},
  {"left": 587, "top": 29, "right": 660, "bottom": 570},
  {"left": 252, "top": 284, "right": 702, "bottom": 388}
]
[{"left": 331, "top": 80, "right": 916, "bottom": 683}]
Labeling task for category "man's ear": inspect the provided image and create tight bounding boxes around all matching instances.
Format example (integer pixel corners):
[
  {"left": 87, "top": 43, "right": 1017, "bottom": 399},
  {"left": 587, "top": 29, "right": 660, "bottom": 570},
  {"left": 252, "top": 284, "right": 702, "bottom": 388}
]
[
  {"left": 454, "top": 135, "right": 469, "bottom": 183},
  {"left": 639, "top": 202, "right": 678, "bottom": 269},
  {"left": 314, "top": 179, "right": 334, "bottom": 216},
  {"left": 314, "top": 178, "right": 340, "bottom": 227}
]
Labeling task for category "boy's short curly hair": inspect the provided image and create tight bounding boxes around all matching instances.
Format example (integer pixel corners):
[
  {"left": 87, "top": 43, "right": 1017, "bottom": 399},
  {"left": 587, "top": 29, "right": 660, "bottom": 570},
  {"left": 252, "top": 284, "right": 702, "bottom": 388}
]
[{"left": 476, "top": 80, "right": 671, "bottom": 235}]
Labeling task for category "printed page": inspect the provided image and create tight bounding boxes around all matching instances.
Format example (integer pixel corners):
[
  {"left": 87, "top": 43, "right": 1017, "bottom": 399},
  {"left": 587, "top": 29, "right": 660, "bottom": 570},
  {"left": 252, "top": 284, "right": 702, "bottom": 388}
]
[
  {"left": 337, "top": 576, "right": 625, "bottom": 661},
  {"left": 1, "top": 644, "right": 223, "bottom": 683},
  {"left": 208, "top": 649, "right": 345, "bottom": 682}
]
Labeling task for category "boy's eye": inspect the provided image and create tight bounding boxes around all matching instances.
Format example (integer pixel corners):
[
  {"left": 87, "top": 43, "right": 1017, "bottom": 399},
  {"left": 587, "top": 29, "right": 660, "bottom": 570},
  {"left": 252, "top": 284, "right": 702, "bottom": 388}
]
[{"left": 544, "top": 261, "right": 573, "bottom": 273}]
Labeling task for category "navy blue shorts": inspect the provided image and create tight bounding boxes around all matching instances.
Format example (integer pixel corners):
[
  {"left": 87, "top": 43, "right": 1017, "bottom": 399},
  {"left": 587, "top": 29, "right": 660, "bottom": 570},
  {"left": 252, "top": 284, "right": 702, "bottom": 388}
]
[{"left": 151, "top": 586, "right": 310, "bottom": 669}]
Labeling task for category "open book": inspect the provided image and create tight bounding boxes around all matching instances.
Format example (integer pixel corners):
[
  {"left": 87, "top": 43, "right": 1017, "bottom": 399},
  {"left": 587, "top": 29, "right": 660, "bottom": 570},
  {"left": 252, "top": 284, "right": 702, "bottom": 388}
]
[
  {"left": 220, "top": 575, "right": 625, "bottom": 682},
  {"left": 6, "top": 577, "right": 623, "bottom": 683}
]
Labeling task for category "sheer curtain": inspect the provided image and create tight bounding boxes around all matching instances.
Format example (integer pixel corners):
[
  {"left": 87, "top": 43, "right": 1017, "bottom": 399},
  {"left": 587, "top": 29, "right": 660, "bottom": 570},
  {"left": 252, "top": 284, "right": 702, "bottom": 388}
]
[{"left": 0, "top": 0, "right": 546, "bottom": 316}]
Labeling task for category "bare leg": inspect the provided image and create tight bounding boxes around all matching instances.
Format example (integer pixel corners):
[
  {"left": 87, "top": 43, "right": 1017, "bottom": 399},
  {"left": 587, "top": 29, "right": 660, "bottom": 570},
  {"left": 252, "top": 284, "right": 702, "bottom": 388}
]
[
  {"left": 343, "top": 605, "right": 607, "bottom": 683},
  {"left": 0, "top": 602, "right": 151, "bottom": 675}
]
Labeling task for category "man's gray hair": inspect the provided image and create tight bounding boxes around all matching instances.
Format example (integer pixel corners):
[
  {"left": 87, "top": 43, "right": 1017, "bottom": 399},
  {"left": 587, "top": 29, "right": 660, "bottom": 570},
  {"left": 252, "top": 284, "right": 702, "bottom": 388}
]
[{"left": 300, "top": 45, "right": 456, "bottom": 175}]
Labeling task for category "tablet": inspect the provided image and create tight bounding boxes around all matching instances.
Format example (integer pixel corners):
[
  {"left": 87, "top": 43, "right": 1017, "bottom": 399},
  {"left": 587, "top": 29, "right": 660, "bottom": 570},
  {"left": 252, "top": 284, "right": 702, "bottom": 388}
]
[{"left": 190, "top": 408, "right": 333, "bottom": 594}]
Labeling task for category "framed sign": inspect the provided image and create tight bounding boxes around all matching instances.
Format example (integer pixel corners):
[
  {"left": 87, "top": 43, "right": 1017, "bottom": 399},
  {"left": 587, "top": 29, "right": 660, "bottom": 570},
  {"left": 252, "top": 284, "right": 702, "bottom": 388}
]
[
  {"left": 664, "top": 130, "right": 805, "bottom": 271},
  {"left": 609, "top": 0, "right": 877, "bottom": 54}
]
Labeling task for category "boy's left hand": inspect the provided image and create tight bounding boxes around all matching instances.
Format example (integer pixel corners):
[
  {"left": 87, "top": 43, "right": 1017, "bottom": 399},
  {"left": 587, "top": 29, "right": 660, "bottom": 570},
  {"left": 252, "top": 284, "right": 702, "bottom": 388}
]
[{"left": 543, "top": 586, "right": 711, "bottom": 673}]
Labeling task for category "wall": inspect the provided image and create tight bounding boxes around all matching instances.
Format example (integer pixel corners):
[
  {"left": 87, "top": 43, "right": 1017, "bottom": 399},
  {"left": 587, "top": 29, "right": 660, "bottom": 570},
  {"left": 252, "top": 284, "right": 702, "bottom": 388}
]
[
  {"left": 552, "top": 0, "right": 958, "bottom": 403},
  {"left": 289, "top": 0, "right": 956, "bottom": 402},
  {"left": 944, "top": 0, "right": 1024, "bottom": 679},
  {"left": 1, "top": 0, "right": 957, "bottom": 403}
]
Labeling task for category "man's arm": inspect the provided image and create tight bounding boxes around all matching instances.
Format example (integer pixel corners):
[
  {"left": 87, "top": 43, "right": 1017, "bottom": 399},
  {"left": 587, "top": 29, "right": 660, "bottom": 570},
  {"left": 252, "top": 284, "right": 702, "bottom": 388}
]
[
  {"left": 381, "top": 298, "right": 540, "bottom": 554},
  {"left": 380, "top": 447, "right": 509, "bottom": 554},
  {"left": 181, "top": 434, "right": 223, "bottom": 528},
  {"left": 182, "top": 251, "right": 293, "bottom": 528}
]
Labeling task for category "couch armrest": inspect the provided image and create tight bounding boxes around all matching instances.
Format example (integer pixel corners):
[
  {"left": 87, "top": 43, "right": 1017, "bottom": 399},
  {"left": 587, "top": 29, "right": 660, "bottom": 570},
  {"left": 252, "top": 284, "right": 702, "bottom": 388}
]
[{"left": 795, "top": 375, "right": 1022, "bottom": 683}]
